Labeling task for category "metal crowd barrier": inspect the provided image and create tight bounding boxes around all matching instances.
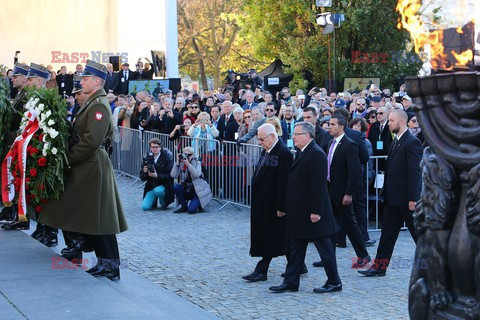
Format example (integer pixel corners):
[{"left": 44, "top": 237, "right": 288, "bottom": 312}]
[
  {"left": 111, "top": 128, "right": 389, "bottom": 222},
  {"left": 366, "top": 155, "right": 388, "bottom": 231}
]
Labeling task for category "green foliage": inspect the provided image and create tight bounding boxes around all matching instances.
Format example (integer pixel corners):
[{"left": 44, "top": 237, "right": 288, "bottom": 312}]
[
  {"left": 0, "top": 79, "right": 13, "bottom": 159},
  {"left": 242, "top": 0, "right": 422, "bottom": 91}
]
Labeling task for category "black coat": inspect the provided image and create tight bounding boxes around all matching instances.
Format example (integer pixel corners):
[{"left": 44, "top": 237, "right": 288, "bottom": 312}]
[
  {"left": 345, "top": 127, "right": 369, "bottom": 165},
  {"left": 56, "top": 74, "right": 73, "bottom": 97},
  {"left": 286, "top": 141, "right": 338, "bottom": 239},
  {"left": 104, "top": 71, "right": 118, "bottom": 93},
  {"left": 367, "top": 121, "right": 393, "bottom": 171},
  {"left": 327, "top": 135, "right": 361, "bottom": 203},
  {"left": 158, "top": 111, "right": 183, "bottom": 135},
  {"left": 217, "top": 113, "right": 234, "bottom": 140},
  {"left": 250, "top": 141, "right": 292, "bottom": 257},
  {"left": 115, "top": 69, "right": 133, "bottom": 94},
  {"left": 383, "top": 130, "right": 422, "bottom": 208},
  {"left": 225, "top": 121, "right": 240, "bottom": 141},
  {"left": 315, "top": 123, "right": 333, "bottom": 151},
  {"left": 140, "top": 148, "right": 175, "bottom": 206}
]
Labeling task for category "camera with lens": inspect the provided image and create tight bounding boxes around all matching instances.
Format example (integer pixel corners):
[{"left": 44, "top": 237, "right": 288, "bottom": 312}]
[
  {"left": 178, "top": 153, "right": 188, "bottom": 161},
  {"left": 143, "top": 152, "right": 155, "bottom": 173},
  {"left": 278, "top": 91, "right": 285, "bottom": 99}
]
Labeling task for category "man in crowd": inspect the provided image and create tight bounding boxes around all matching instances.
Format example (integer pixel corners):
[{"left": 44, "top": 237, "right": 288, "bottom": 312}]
[
  {"left": 115, "top": 63, "right": 133, "bottom": 95},
  {"left": 282, "top": 105, "right": 296, "bottom": 149},
  {"left": 242, "top": 90, "right": 258, "bottom": 110},
  {"left": 326, "top": 115, "right": 370, "bottom": 268},
  {"left": 353, "top": 98, "right": 367, "bottom": 118},
  {"left": 368, "top": 106, "right": 392, "bottom": 172},
  {"left": 56, "top": 65, "right": 73, "bottom": 97},
  {"left": 236, "top": 102, "right": 277, "bottom": 144},
  {"left": 402, "top": 95, "right": 414, "bottom": 116},
  {"left": 40, "top": 60, "right": 128, "bottom": 280},
  {"left": 104, "top": 63, "right": 117, "bottom": 93},
  {"left": 301, "top": 106, "right": 331, "bottom": 151},
  {"left": 217, "top": 100, "right": 234, "bottom": 141},
  {"left": 210, "top": 105, "right": 221, "bottom": 129},
  {"left": 158, "top": 98, "right": 182, "bottom": 134},
  {"left": 269, "top": 121, "right": 341, "bottom": 293},
  {"left": 74, "top": 64, "right": 83, "bottom": 76},
  {"left": 242, "top": 124, "right": 293, "bottom": 282},
  {"left": 359, "top": 109, "right": 422, "bottom": 277}
]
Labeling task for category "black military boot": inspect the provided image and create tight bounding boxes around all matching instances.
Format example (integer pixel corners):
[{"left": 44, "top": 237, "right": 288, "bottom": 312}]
[
  {"left": 0, "top": 206, "right": 15, "bottom": 222},
  {"left": 40, "top": 226, "right": 58, "bottom": 247},
  {"left": 2, "top": 218, "right": 29, "bottom": 230},
  {"left": 31, "top": 223, "right": 46, "bottom": 241}
]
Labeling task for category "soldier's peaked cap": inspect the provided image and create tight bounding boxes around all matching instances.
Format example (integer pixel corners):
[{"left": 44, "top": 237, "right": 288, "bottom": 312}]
[
  {"left": 72, "top": 74, "right": 83, "bottom": 94},
  {"left": 81, "top": 60, "right": 107, "bottom": 80},
  {"left": 26, "top": 63, "right": 50, "bottom": 79},
  {"left": 12, "top": 62, "right": 29, "bottom": 76}
]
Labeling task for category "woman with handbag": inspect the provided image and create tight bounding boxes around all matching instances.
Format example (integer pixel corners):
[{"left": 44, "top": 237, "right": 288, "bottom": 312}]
[{"left": 171, "top": 147, "right": 212, "bottom": 214}]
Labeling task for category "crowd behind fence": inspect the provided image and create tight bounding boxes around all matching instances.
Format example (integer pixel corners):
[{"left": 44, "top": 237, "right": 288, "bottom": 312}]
[{"left": 112, "top": 126, "right": 388, "bottom": 231}]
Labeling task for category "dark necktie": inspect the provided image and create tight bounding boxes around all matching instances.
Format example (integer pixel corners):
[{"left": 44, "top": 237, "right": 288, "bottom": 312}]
[
  {"left": 390, "top": 137, "right": 399, "bottom": 154},
  {"left": 124, "top": 71, "right": 127, "bottom": 80},
  {"left": 287, "top": 122, "right": 292, "bottom": 139}
]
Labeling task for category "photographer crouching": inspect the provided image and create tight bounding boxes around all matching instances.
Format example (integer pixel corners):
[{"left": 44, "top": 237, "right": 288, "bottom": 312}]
[
  {"left": 171, "top": 147, "right": 212, "bottom": 214},
  {"left": 140, "top": 138, "right": 174, "bottom": 211}
]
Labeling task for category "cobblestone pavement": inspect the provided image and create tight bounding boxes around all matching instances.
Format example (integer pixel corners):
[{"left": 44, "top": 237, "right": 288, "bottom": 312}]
[{"left": 116, "top": 176, "right": 415, "bottom": 320}]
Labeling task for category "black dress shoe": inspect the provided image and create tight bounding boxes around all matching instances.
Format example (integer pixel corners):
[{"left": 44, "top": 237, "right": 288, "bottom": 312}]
[
  {"left": 364, "top": 239, "right": 376, "bottom": 247},
  {"left": 0, "top": 207, "right": 15, "bottom": 222},
  {"left": 31, "top": 224, "right": 46, "bottom": 240},
  {"left": 242, "top": 272, "right": 267, "bottom": 282},
  {"left": 1, "top": 220, "right": 29, "bottom": 230},
  {"left": 62, "top": 251, "right": 82, "bottom": 264},
  {"left": 352, "top": 255, "right": 371, "bottom": 269},
  {"left": 281, "top": 267, "right": 308, "bottom": 277},
  {"left": 173, "top": 207, "right": 187, "bottom": 213},
  {"left": 41, "top": 233, "right": 58, "bottom": 247},
  {"left": 87, "top": 264, "right": 99, "bottom": 274},
  {"left": 336, "top": 242, "right": 347, "bottom": 248},
  {"left": 313, "top": 283, "right": 342, "bottom": 293},
  {"left": 313, "top": 261, "right": 324, "bottom": 268},
  {"left": 90, "top": 266, "right": 120, "bottom": 281},
  {"left": 358, "top": 268, "right": 386, "bottom": 277},
  {"left": 269, "top": 283, "right": 299, "bottom": 293}
]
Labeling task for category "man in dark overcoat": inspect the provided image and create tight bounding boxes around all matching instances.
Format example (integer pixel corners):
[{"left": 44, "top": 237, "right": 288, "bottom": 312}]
[
  {"left": 269, "top": 121, "right": 342, "bottom": 294},
  {"left": 242, "top": 123, "right": 293, "bottom": 282},
  {"left": 40, "top": 60, "right": 128, "bottom": 280}
]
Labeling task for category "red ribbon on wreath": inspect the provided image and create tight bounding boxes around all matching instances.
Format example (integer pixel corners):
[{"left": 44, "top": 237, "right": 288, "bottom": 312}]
[{"left": 1, "top": 111, "right": 39, "bottom": 221}]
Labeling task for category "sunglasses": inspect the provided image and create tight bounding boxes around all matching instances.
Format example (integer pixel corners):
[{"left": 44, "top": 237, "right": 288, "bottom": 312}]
[
  {"left": 369, "top": 115, "right": 377, "bottom": 119},
  {"left": 244, "top": 115, "right": 251, "bottom": 119},
  {"left": 190, "top": 106, "right": 199, "bottom": 109},
  {"left": 411, "top": 119, "right": 417, "bottom": 123},
  {"left": 357, "top": 103, "right": 366, "bottom": 106},
  {"left": 377, "top": 112, "right": 384, "bottom": 115},
  {"left": 266, "top": 108, "right": 275, "bottom": 112}
]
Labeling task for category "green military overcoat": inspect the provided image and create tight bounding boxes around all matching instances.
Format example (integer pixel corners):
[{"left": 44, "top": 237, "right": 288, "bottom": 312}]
[{"left": 39, "top": 88, "right": 128, "bottom": 235}]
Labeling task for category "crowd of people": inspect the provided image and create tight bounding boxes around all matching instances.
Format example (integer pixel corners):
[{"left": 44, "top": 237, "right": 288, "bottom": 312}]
[{"left": 1, "top": 58, "right": 423, "bottom": 291}]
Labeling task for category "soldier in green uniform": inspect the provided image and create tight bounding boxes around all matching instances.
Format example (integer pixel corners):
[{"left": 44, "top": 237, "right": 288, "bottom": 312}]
[
  {"left": 39, "top": 60, "right": 128, "bottom": 280},
  {"left": 0, "top": 62, "right": 29, "bottom": 223}
]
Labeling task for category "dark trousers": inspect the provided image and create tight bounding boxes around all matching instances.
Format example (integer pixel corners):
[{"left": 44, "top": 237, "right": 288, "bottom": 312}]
[
  {"left": 283, "top": 237, "right": 340, "bottom": 288},
  {"left": 337, "top": 184, "right": 369, "bottom": 243},
  {"left": 87, "top": 234, "right": 120, "bottom": 270},
  {"left": 331, "top": 199, "right": 369, "bottom": 260},
  {"left": 374, "top": 205, "right": 417, "bottom": 270}
]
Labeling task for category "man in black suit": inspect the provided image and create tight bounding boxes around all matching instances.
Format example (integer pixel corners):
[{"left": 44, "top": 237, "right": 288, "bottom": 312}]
[
  {"left": 104, "top": 63, "right": 118, "bottom": 94},
  {"left": 367, "top": 106, "right": 392, "bottom": 172},
  {"left": 281, "top": 105, "right": 296, "bottom": 149},
  {"left": 56, "top": 66, "right": 73, "bottom": 97},
  {"left": 269, "top": 121, "right": 341, "bottom": 294},
  {"left": 301, "top": 106, "right": 332, "bottom": 151},
  {"left": 242, "top": 124, "right": 294, "bottom": 282},
  {"left": 115, "top": 63, "right": 133, "bottom": 95},
  {"left": 359, "top": 109, "right": 422, "bottom": 277},
  {"left": 327, "top": 115, "right": 370, "bottom": 268},
  {"left": 216, "top": 100, "right": 235, "bottom": 141}
]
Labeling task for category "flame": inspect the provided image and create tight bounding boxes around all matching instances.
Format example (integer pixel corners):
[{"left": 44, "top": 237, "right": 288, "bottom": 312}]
[{"left": 396, "top": 0, "right": 474, "bottom": 70}]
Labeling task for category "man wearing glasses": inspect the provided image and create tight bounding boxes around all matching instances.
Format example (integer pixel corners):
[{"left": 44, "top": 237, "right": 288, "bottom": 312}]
[
  {"left": 242, "top": 124, "right": 294, "bottom": 282},
  {"left": 353, "top": 98, "right": 368, "bottom": 118},
  {"left": 269, "top": 122, "right": 341, "bottom": 293},
  {"left": 368, "top": 106, "right": 392, "bottom": 172},
  {"left": 236, "top": 102, "right": 279, "bottom": 145}
]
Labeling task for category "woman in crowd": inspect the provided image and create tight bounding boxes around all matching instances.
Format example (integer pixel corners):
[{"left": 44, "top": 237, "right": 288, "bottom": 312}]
[
  {"left": 170, "top": 118, "right": 193, "bottom": 153},
  {"left": 187, "top": 111, "right": 219, "bottom": 157},
  {"left": 170, "top": 147, "right": 212, "bottom": 214},
  {"left": 174, "top": 97, "right": 186, "bottom": 113},
  {"left": 225, "top": 106, "right": 244, "bottom": 141},
  {"left": 130, "top": 100, "right": 148, "bottom": 130},
  {"left": 203, "top": 96, "right": 215, "bottom": 113},
  {"left": 146, "top": 102, "right": 162, "bottom": 132},
  {"left": 184, "top": 102, "right": 201, "bottom": 123},
  {"left": 408, "top": 114, "right": 424, "bottom": 144},
  {"left": 365, "top": 109, "right": 377, "bottom": 138},
  {"left": 322, "top": 106, "right": 333, "bottom": 117},
  {"left": 237, "top": 110, "right": 254, "bottom": 143},
  {"left": 350, "top": 117, "right": 374, "bottom": 185},
  {"left": 319, "top": 116, "right": 331, "bottom": 130},
  {"left": 265, "top": 117, "right": 285, "bottom": 143}
]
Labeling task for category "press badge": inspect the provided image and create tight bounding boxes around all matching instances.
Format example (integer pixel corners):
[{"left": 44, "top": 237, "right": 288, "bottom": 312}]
[
  {"left": 121, "top": 78, "right": 125, "bottom": 82},
  {"left": 235, "top": 132, "right": 239, "bottom": 140},
  {"left": 287, "top": 139, "right": 294, "bottom": 148},
  {"left": 377, "top": 141, "right": 384, "bottom": 150},
  {"left": 61, "top": 82, "right": 65, "bottom": 88}
]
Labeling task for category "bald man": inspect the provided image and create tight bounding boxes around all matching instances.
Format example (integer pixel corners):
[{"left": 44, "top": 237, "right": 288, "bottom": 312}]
[{"left": 359, "top": 109, "right": 422, "bottom": 277}]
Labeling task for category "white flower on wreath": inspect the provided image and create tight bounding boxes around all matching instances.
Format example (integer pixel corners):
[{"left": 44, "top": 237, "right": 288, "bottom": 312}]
[
  {"left": 45, "top": 110, "right": 52, "bottom": 118},
  {"left": 47, "top": 119, "right": 55, "bottom": 126},
  {"left": 37, "top": 104, "right": 45, "bottom": 112},
  {"left": 51, "top": 147, "right": 58, "bottom": 155},
  {"left": 42, "top": 150, "right": 47, "bottom": 157},
  {"left": 49, "top": 129, "right": 59, "bottom": 139}
]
